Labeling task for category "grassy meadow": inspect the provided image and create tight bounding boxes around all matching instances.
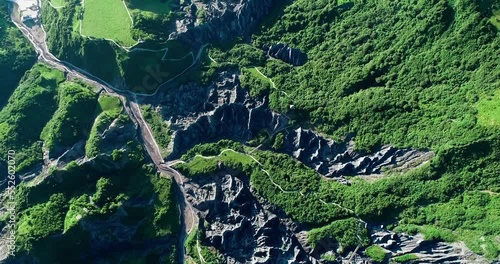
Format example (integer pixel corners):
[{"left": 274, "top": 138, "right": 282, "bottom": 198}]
[
  {"left": 50, "top": 0, "right": 66, "bottom": 7},
  {"left": 81, "top": 0, "right": 136, "bottom": 46}
]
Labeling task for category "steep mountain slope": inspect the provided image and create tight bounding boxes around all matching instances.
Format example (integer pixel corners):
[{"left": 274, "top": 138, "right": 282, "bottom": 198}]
[{"left": 1, "top": 0, "right": 499, "bottom": 263}]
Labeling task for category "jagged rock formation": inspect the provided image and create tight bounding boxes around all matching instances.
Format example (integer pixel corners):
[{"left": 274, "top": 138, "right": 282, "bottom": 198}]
[
  {"left": 266, "top": 43, "right": 308, "bottom": 66},
  {"left": 173, "top": 0, "right": 279, "bottom": 46},
  {"left": 183, "top": 171, "right": 316, "bottom": 263},
  {"left": 161, "top": 73, "right": 432, "bottom": 178},
  {"left": 371, "top": 228, "right": 489, "bottom": 263},
  {"left": 285, "top": 128, "right": 434, "bottom": 178}
]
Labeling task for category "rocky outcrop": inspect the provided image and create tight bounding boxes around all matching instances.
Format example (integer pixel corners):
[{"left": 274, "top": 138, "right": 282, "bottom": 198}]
[
  {"left": 168, "top": 102, "right": 287, "bottom": 159},
  {"left": 266, "top": 43, "right": 308, "bottom": 66},
  {"left": 184, "top": 171, "right": 316, "bottom": 263},
  {"left": 173, "top": 0, "right": 279, "bottom": 46},
  {"left": 159, "top": 73, "right": 433, "bottom": 178},
  {"left": 100, "top": 116, "right": 137, "bottom": 153},
  {"left": 370, "top": 228, "right": 490, "bottom": 263},
  {"left": 284, "top": 128, "right": 434, "bottom": 178}
]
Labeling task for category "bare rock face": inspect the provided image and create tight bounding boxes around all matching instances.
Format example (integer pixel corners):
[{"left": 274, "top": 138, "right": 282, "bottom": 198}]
[
  {"left": 370, "top": 228, "right": 490, "bottom": 264},
  {"left": 184, "top": 172, "right": 316, "bottom": 263},
  {"left": 266, "top": 43, "right": 308, "bottom": 66},
  {"left": 158, "top": 73, "right": 433, "bottom": 178},
  {"left": 284, "top": 128, "right": 434, "bottom": 178},
  {"left": 174, "top": 0, "right": 279, "bottom": 46},
  {"left": 100, "top": 117, "right": 137, "bottom": 153}
]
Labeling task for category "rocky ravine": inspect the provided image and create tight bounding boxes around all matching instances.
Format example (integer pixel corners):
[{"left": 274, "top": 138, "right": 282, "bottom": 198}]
[{"left": 184, "top": 170, "right": 316, "bottom": 264}]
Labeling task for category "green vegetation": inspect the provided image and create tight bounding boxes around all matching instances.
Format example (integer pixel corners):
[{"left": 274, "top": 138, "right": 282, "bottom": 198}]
[
  {"left": 123, "top": 42, "right": 193, "bottom": 93},
  {"left": 43, "top": 0, "right": 195, "bottom": 93},
  {"left": 393, "top": 254, "right": 419, "bottom": 263},
  {"left": 192, "top": 0, "right": 500, "bottom": 258},
  {"left": 186, "top": 228, "right": 222, "bottom": 264},
  {"left": 240, "top": 67, "right": 273, "bottom": 98},
  {"left": 365, "top": 245, "right": 386, "bottom": 263},
  {"left": 0, "top": 65, "right": 63, "bottom": 172},
  {"left": 126, "top": 0, "right": 172, "bottom": 14},
  {"left": 251, "top": 0, "right": 500, "bottom": 152},
  {"left": 127, "top": 0, "right": 176, "bottom": 41},
  {"left": 308, "top": 218, "right": 369, "bottom": 253},
  {"left": 7, "top": 145, "right": 179, "bottom": 262},
  {"left": 421, "top": 226, "right": 457, "bottom": 243},
  {"left": 43, "top": 0, "right": 123, "bottom": 83},
  {"left": 208, "top": 44, "right": 266, "bottom": 67},
  {"left": 85, "top": 94, "right": 123, "bottom": 157},
  {"left": 81, "top": 0, "right": 136, "bottom": 46},
  {"left": 177, "top": 149, "right": 253, "bottom": 177},
  {"left": 0, "top": 4, "right": 36, "bottom": 107},
  {"left": 399, "top": 191, "right": 500, "bottom": 258},
  {"left": 141, "top": 104, "right": 171, "bottom": 154},
  {"left": 17, "top": 193, "right": 67, "bottom": 250},
  {"left": 320, "top": 253, "right": 337, "bottom": 262},
  {"left": 207, "top": 44, "right": 272, "bottom": 97},
  {"left": 50, "top": 0, "right": 66, "bottom": 7},
  {"left": 85, "top": 114, "right": 112, "bottom": 157},
  {"left": 177, "top": 136, "right": 500, "bottom": 259},
  {"left": 181, "top": 140, "right": 245, "bottom": 160},
  {"left": 491, "top": 9, "right": 500, "bottom": 29},
  {"left": 272, "top": 132, "right": 285, "bottom": 150},
  {"left": 476, "top": 89, "right": 500, "bottom": 126},
  {"left": 41, "top": 82, "right": 97, "bottom": 153},
  {"left": 98, "top": 95, "right": 122, "bottom": 116}
]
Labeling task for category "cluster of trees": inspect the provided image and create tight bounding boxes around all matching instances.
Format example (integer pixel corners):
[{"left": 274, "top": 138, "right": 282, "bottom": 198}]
[
  {"left": 141, "top": 105, "right": 171, "bottom": 154},
  {"left": 41, "top": 0, "right": 187, "bottom": 91},
  {"left": 0, "top": 65, "right": 63, "bottom": 172},
  {"left": 16, "top": 193, "right": 68, "bottom": 251},
  {"left": 131, "top": 11, "right": 176, "bottom": 42},
  {"left": 0, "top": 4, "right": 36, "bottom": 106},
  {"left": 209, "top": 44, "right": 266, "bottom": 68},
  {"left": 8, "top": 151, "right": 180, "bottom": 262},
  {"left": 308, "top": 217, "right": 369, "bottom": 252},
  {"left": 201, "top": 1, "right": 500, "bottom": 258},
  {"left": 85, "top": 113, "right": 114, "bottom": 158},
  {"left": 239, "top": 68, "right": 272, "bottom": 99},
  {"left": 42, "top": 0, "right": 124, "bottom": 83},
  {"left": 185, "top": 228, "right": 223, "bottom": 263},
  {"left": 249, "top": 0, "right": 500, "bottom": 152},
  {"left": 41, "top": 82, "right": 97, "bottom": 154}
]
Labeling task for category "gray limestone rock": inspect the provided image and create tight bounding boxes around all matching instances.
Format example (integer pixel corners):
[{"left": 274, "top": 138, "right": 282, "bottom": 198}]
[
  {"left": 184, "top": 172, "right": 316, "bottom": 263},
  {"left": 266, "top": 43, "right": 308, "bottom": 66},
  {"left": 174, "top": 0, "right": 280, "bottom": 46}
]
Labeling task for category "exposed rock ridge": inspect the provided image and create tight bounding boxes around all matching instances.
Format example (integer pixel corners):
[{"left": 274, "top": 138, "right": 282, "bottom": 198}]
[
  {"left": 284, "top": 128, "right": 434, "bottom": 178},
  {"left": 370, "top": 228, "right": 489, "bottom": 263},
  {"left": 158, "top": 73, "right": 433, "bottom": 178},
  {"left": 184, "top": 171, "right": 316, "bottom": 263},
  {"left": 174, "top": 0, "right": 279, "bottom": 46},
  {"left": 266, "top": 43, "right": 308, "bottom": 66}
]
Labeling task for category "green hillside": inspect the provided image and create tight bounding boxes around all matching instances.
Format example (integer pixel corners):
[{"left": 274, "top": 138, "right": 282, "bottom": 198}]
[
  {"left": 0, "top": 4, "right": 36, "bottom": 107},
  {"left": 251, "top": 0, "right": 500, "bottom": 151}
]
